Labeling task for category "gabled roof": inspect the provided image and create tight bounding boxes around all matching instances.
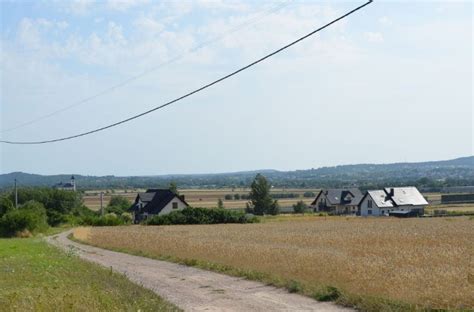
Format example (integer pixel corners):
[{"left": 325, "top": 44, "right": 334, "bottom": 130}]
[
  {"left": 365, "top": 190, "right": 394, "bottom": 208},
  {"left": 132, "top": 189, "right": 189, "bottom": 214},
  {"left": 384, "top": 187, "right": 428, "bottom": 206},
  {"left": 324, "top": 188, "right": 364, "bottom": 206}
]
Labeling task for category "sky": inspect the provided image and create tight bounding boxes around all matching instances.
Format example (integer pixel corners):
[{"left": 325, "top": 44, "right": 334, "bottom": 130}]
[{"left": 0, "top": 0, "right": 472, "bottom": 176}]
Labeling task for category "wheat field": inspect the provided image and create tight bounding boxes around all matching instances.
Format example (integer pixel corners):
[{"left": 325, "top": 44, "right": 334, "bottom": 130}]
[{"left": 74, "top": 217, "right": 474, "bottom": 310}]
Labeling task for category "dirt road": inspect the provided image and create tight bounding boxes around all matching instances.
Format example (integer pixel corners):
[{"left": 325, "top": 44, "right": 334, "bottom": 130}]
[{"left": 47, "top": 231, "right": 352, "bottom": 312}]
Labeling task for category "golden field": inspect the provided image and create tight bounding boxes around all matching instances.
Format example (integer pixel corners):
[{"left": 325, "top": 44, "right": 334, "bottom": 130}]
[
  {"left": 82, "top": 188, "right": 318, "bottom": 210},
  {"left": 74, "top": 216, "right": 474, "bottom": 310}
]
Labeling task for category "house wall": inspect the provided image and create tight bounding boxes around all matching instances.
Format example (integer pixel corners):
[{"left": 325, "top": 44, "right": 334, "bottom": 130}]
[
  {"left": 360, "top": 196, "right": 393, "bottom": 216},
  {"left": 311, "top": 193, "right": 328, "bottom": 212},
  {"left": 158, "top": 197, "right": 187, "bottom": 215}
]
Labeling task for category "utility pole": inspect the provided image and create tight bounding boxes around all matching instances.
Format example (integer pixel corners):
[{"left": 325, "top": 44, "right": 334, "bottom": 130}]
[
  {"left": 14, "top": 179, "right": 18, "bottom": 209},
  {"left": 100, "top": 192, "right": 104, "bottom": 216}
]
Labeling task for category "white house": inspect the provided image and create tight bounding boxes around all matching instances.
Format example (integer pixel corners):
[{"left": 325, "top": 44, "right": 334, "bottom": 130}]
[
  {"left": 310, "top": 188, "right": 364, "bottom": 215},
  {"left": 130, "top": 189, "right": 189, "bottom": 223},
  {"left": 359, "top": 187, "right": 428, "bottom": 217}
]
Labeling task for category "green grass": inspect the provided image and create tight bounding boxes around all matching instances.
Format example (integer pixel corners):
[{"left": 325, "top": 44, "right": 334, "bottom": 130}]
[{"left": 0, "top": 238, "right": 181, "bottom": 312}]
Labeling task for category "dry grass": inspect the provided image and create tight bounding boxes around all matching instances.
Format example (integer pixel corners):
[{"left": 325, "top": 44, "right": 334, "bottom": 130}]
[
  {"left": 74, "top": 217, "right": 474, "bottom": 310},
  {"left": 82, "top": 188, "right": 318, "bottom": 210}
]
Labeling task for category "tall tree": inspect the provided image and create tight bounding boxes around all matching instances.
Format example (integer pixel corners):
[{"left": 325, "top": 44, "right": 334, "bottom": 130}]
[
  {"left": 169, "top": 182, "right": 179, "bottom": 195},
  {"left": 248, "top": 174, "right": 277, "bottom": 215}
]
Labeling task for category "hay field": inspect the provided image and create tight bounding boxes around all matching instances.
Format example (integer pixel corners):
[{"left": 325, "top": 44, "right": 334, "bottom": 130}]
[
  {"left": 82, "top": 188, "right": 318, "bottom": 210},
  {"left": 74, "top": 217, "right": 474, "bottom": 310}
]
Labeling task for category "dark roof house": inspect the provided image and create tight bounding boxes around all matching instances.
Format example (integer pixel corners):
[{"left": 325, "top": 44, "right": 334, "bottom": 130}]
[
  {"left": 130, "top": 189, "right": 189, "bottom": 222},
  {"left": 311, "top": 188, "right": 364, "bottom": 206}
]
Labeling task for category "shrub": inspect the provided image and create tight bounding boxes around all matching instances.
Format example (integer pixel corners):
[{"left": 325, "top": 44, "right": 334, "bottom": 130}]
[
  {"left": 303, "top": 191, "right": 316, "bottom": 198},
  {"left": 0, "top": 201, "right": 49, "bottom": 237},
  {"left": 233, "top": 194, "right": 241, "bottom": 200},
  {"left": 79, "top": 213, "right": 126, "bottom": 226},
  {"left": 293, "top": 201, "right": 308, "bottom": 214},
  {"left": 106, "top": 195, "right": 131, "bottom": 214},
  {"left": 224, "top": 194, "right": 233, "bottom": 200},
  {"left": 146, "top": 207, "right": 259, "bottom": 225}
]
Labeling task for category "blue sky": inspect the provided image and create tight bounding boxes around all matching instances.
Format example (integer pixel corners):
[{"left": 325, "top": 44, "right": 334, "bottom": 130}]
[{"left": 0, "top": 0, "right": 472, "bottom": 175}]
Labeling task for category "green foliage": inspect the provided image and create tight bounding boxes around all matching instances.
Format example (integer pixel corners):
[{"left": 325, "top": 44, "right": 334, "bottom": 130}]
[
  {"left": 233, "top": 193, "right": 241, "bottom": 200},
  {"left": 106, "top": 195, "right": 131, "bottom": 214},
  {"left": 217, "top": 198, "right": 224, "bottom": 209},
  {"left": 0, "top": 196, "right": 14, "bottom": 217},
  {"left": 303, "top": 191, "right": 316, "bottom": 198},
  {"left": 0, "top": 200, "right": 49, "bottom": 237},
  {"left": 224, "top": 194, "right": 233, "bottom": 200},
  {"left": 79, "top": 213, "right": 127, "bottom": 226},
  {"left": 270, "top": 193, "right": 299, "bottom": 199},
  {"left": 313, "top": 286, "right": 341, "bottom": 302},
  {"left": 169, "top": 182, "right": 178, "bottom": 195},
  {"left": 248, "top": 174, "right": 279, "bottom": 215},
  {"left": 7, "top": 188, "right": 83, "bottom": 226},
  {"left": 293, "top": 200, "right": 308, "bottom": 214},
  {"left": 146, "top": 207, "right": 259, "bottom": 225}
]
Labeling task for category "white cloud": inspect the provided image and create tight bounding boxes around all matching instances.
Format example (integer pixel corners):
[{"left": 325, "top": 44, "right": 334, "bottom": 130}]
[
  {"left": 365, "top": 31, "right": 384, "bottom": 43},
  {"left": 107, "top": 0, "right": 150, "bottom": 11},
  {"left": 378, "top": 16, "right": 392, "bottom": 26}
]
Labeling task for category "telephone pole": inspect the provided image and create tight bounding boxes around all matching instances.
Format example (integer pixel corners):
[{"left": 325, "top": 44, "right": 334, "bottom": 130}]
[
  {"left": 14, "top": 179, "right": 18, "bottom": 209},
  {"left": 100, "top": 192, "right": 104, "bottom": 216}
]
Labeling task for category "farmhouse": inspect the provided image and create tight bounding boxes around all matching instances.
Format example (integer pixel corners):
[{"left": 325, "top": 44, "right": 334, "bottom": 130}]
[
  {"left": 310, "top": 188, "right": 364, "bottom": 215},
  {"left": 130, "top": 189, "right": 189, "bottom": 223},
  {"left": 359, "top": 187, "right": 428, "bottom": 217}
]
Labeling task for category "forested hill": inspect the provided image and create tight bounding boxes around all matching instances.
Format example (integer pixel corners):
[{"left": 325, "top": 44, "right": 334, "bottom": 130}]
[{"left": 1, "top": 156, "right": 473, "bottom": 191}]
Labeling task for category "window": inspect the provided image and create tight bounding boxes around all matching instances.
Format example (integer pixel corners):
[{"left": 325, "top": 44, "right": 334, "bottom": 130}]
[
  {"left": 381, "top": 210, "right": 384, "bottom": 215},
  {"left": 368, "top": 209, "right": 372, "bottom": 215},
  {"left": 368, "top": 199, "right": 373, "bottom": 208},
  {"left": 172, "top": 202, "right": 178, "bottom": 209}
]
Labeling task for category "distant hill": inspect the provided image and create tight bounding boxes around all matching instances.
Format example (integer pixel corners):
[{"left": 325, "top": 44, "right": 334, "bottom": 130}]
[{"left": 1, "top": 156, "right": 473, "bottom": 191}]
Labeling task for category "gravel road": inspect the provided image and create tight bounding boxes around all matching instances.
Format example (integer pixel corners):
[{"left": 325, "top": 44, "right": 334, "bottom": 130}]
[{"left": 47, "top": 231, "right": 353, "bottom": 312}]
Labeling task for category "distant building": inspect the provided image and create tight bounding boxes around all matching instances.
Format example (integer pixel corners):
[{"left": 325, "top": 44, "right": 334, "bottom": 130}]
[
  {"left": 53, "top": 175, "right": 76, "bottom": 191},
  {"left": 359, "top": 187, "right": 427, "bottom": 217},
  {"left": 130, "top": 189, "right": 189, "bottom": 223},
  {"left": 310, "top": 188, "right": 364, "bottom": 215}
]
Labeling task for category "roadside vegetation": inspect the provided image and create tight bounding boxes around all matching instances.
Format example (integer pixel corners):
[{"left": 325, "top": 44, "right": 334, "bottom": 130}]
[
  {"left": 0, "top": 237, "right": 179, "bottom": 311},
  {"left": 73, "top": 217, "right": 474, "bottom": 311}
]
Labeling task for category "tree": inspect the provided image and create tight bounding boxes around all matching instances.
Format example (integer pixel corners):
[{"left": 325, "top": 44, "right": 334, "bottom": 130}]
[
  {"left": 217, "top": 198, "right": 224, "bottom": 209},
  {"left": 169, "top": 182, "right": 179, "bottom": 195},
  {"left": 248, "top": 174, "right": 278, "bottom": 215},
  {"left": 0, "top": 196, "right": 14, "bottom": 217},
  {"left": 293, "top": 200, "right": 308, "bottom": 214},
  {"left": 106, "top": 195, "right": 131, "bottom": 214}
]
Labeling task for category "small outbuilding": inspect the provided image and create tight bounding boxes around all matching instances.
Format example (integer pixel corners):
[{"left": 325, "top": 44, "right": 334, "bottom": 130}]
[{"left": 130, "top": 189, "right": 189, "bottom": 223}]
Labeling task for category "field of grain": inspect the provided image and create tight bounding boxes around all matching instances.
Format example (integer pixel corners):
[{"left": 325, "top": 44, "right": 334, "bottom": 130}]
[
  {"left": 74, "top": 217, "right": 474, "bottom": 310},
  {"left": 82, "top": 188, "right": 318, "bottom": 210}
]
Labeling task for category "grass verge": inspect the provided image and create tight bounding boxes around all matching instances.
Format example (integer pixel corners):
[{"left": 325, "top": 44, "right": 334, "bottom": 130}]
[{"left": 0, "top": 237, "right": 181, "bottom": 311}]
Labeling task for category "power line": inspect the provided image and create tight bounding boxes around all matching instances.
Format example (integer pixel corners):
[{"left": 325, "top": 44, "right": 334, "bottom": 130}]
[
  {"left": 0, "top": 1, "right": 293, "bottom": 134},
  {"left": 0, "top": 0, "right": 372, "bottom": 145}
]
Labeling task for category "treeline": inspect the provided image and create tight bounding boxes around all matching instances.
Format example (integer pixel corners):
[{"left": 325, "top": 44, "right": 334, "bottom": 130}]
[
  {"left": 2, "top": 156, "right": 473, "bottom": 190},
  {"left": 0, "top": 188, "right": 134, "bottom": 237},
  {"left": 223, "top": 192, "right": 316, "bottom": 201}
]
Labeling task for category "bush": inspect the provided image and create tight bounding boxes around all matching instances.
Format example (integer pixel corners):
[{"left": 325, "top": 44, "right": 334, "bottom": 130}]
[
  {"left": 233, "top": 194, "right": 241, "bottom": 200},
  {"left": 224, "top": 194, "right": 233, "bottom": 200},
  {"left": 0, "top": 201, "right": 49, "bottom": 237},
  {"left": 146, "top": 207, "right": 259, "bottom": 225},
  {"left": 303, "top": 191, "right": 316, "bottom": 198},
  {"left": 106, "top": 195, "right": 131, "bottom": 214},
  {"left": 293, "top": 201, "right": 308, "bottom": 214}
]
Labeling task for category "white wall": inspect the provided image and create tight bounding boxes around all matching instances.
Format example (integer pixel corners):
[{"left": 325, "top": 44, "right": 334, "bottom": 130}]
[
  {"left": 359, "top": 196, "right": 393, "bottom": 217},
  {"left": 158, "top": 197, "right": 187, "bottom": 215}
]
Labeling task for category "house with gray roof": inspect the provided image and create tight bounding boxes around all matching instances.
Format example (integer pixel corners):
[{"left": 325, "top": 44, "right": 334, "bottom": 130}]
[
  {"left": 130, "top": 189, "right": 189, "bottom": 223},
  {"left": 359, "top": 187, "right": 427, "bottom": 217},
  {"left": 310, "top": 188, "right": 364, "bottom": 215}
]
